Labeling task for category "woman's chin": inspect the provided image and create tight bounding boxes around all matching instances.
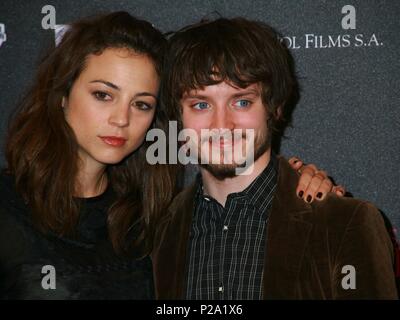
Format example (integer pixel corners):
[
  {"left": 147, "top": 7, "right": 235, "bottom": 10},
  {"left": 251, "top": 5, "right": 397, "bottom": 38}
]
[{"left": 95, "top": 153, "right": 128, "bottom": 166}]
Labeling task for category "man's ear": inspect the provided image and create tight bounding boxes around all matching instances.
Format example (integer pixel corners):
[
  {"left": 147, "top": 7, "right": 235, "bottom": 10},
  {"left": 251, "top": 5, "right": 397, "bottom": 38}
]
[{"left": 276, "top": 105, "right": 283, "bottom": 120}]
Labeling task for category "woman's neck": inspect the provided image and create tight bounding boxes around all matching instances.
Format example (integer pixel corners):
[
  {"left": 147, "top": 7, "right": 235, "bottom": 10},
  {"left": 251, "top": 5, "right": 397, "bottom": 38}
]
[{"left": 75, "top": 159, "right": 108, "bottom": 198}]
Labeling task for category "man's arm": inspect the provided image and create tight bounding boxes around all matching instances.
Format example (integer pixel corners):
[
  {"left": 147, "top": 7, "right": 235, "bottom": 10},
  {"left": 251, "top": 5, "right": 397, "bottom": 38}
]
[{"left": 333, "top": 202, "right": 398, "bottom": 299}]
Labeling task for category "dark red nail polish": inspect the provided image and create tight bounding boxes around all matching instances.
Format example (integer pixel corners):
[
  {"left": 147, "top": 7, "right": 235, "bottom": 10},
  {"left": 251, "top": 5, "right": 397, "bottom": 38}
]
[
  {"left": 306, "top": 195, "right": 312, "bottom": 203},
  {"left": 316, "top": 192, "right": 322, "bottom": 199},
  {"left": 298, "top": 191, "right": 304, "bottom": 198}
]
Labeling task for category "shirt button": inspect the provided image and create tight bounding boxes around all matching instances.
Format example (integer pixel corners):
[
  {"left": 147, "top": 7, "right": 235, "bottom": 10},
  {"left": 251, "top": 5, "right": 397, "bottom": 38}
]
[
  {"left": 223, "top": 225, "right": 228, "bottom": 231},
  {"left": 204, "top": 196, "right": 210, "bottom": 201},
  {"left": 218, "top": 286, "right": 224, "bottom": 292}
]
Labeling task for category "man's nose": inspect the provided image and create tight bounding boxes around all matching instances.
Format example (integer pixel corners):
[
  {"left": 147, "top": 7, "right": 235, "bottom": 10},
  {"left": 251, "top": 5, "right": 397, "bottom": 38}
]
[{"left": 210, "top": 106, "right": 234, "bottom": 130}]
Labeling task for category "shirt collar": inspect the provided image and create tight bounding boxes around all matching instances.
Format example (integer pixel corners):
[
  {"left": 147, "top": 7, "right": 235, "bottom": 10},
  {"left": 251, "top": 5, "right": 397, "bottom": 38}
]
[{"left": 195, "top": 153, "right": 278, "bottom": 213}]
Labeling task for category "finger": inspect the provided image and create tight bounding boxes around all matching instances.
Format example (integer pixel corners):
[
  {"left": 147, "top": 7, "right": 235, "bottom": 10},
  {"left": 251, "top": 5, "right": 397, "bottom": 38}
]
[
  {"left": 296, "top": 166, "right": 315, "bottom": 199},
  {"left": 314, "top": 178, "right": 334, "bottom": 201},
  {"left": 333, "top": 185, "right": 346, "bottom": 197},
  {"left": 288, "top": 157, "right": 298, "bottom": 165},
  {"left": 303, "top": 173, "right": 329, "bottom": 203},
  {"left": 288, "top": 157, "right": 303, "bottom": 171},
  {"left": 305, "top": 163, "right": 318, "bottom": 171},
  {"left": 300, "top": 163, "right": 318, "bottom": 175}
]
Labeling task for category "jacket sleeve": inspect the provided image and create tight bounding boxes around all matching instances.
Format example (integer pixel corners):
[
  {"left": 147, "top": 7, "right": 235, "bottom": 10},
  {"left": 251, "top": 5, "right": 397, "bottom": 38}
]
[{"left": 332, "top": 202, "right": 398, "bottom": 299}]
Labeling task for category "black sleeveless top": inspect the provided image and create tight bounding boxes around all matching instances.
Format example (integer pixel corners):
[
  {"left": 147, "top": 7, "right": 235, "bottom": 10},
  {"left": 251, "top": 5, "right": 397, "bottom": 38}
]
[{"left": 0, "top": 173, "right": 154, "bottom": 299}]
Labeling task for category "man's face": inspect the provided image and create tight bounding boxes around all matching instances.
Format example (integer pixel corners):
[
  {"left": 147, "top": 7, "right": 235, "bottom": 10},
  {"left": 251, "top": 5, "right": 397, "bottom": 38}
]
[{"left": 180, "top": 81, "right": 271, "bottom": 179}]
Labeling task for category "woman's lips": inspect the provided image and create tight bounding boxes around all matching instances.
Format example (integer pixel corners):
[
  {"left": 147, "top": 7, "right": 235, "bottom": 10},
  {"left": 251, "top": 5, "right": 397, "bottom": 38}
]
[{"left": 100, "top": 136, "right": 127, "bottom": 147}]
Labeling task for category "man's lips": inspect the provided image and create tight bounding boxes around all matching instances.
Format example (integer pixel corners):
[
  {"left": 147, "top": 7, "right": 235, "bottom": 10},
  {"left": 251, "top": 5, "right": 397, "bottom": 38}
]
[
  {"left": 206, "top": 136, "right": 245, "bottom": 148},
  {"left": 99, "top": 136, "right": 127, "bottom": 147}
]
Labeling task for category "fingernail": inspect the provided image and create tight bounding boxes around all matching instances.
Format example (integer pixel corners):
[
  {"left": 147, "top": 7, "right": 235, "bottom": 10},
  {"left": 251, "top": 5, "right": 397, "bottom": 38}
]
[
  {"left": 316, "top": 192, "right": 323, "bottom": 199},
  {"left": 306, "top": 195, "right": 312, "bottom": 203},
  {"left": 298, "top": 190, "right": 304, "bottom": 198}
]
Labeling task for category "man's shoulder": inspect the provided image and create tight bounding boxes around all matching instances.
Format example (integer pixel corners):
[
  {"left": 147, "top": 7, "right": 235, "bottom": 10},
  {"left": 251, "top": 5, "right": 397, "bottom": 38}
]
[
  {"left": 155, "top": 183, "right": 197, "bottom": 234},
  {"left": 309, "top": 194, "right": 386, "bottom": 233},
  {"left": 168, "top": 183, "right": 197, "bottom": 215},
  {"left": 274, "top": 156, "right": 385, "bottom": 230},
  {"left": 152, "top": 183, "right": 197, "bottom": 256}
]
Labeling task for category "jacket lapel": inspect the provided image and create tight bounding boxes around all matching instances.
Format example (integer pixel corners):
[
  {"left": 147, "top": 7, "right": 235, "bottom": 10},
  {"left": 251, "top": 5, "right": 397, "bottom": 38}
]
[
  {"left": 263, "top": 157, "right": 314, "bottom": 299},
  {"left": 153, "top": 183, "right": 197, "bottom": 299},
  {"left": 154, "top": 157, "right": 314, "bottom": 299}
]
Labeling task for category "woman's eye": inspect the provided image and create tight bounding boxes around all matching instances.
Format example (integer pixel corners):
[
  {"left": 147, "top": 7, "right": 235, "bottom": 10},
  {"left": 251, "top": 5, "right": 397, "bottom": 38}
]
[
  {"left": 93, "top": 91, "right": 111, "bottom": 101},
  {"left": 192, "top": 102, "right": 209, "bottom": 110},
  {"left": 134, "top": 101, "right": 153, "bottom": 111},
  {"left": 233, "top": 99, "right": 251, "bottom": 108}
]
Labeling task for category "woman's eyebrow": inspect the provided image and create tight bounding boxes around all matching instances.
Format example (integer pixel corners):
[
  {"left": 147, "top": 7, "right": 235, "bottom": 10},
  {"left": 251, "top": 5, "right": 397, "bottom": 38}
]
[
  {"left": 90, "top": 79, "right": 120, "bottom": 90},
  {"left": 90, "top": 80, "right": 157, "bottom": 100},
  {"left": 134, "top": 92, "right": 158, "bottom": 100}
]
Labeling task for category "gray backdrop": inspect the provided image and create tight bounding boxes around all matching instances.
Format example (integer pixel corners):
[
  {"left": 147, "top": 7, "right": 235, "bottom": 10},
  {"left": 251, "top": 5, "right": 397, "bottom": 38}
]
[{"left": 0, "top": 0, "right": 399, "bottom": 233}]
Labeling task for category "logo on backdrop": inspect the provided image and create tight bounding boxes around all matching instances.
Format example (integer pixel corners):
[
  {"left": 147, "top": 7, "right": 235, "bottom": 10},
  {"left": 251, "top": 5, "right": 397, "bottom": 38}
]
[
  {"left": 0, "top": 23, "right": 7, "bottom": 48},
  {"left": 41, "top": 5, "right": 69, "bottom": 45},
  {"left": 38, "top": 5, "right": 383, "bottom": 49},
  {"left": 282, "top": 5, "right": 383, "bottom": 50},
  {"left": 54, "top": 24, "right": 70, "bottom": 46}
]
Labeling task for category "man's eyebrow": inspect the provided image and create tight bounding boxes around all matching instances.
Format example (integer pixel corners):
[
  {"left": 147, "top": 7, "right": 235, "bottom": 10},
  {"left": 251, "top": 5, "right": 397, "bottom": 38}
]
[
  {"left": 182, "top": 89, "right": 260, "bottom": 100},
  {"left": 90, "top": 80, "right": 120, "bottom": 90},
  {"left": 181, "top": 94, "right": 209, "bottom": 100},
  {"left": 231, "top": 89, "right": 260, "bottom": 98}
]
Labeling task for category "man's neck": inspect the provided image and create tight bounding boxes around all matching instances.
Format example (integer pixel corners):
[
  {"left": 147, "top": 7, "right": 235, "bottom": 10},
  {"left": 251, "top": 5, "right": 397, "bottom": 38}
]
[{"left": 200, "top": 149, "right": 272, "bottom": 207}]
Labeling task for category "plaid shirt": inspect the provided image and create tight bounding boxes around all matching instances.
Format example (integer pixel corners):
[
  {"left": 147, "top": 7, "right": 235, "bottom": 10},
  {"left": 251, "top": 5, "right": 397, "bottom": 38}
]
[{"left": 185, "top": 156, "right": 278, "bottom": 299}]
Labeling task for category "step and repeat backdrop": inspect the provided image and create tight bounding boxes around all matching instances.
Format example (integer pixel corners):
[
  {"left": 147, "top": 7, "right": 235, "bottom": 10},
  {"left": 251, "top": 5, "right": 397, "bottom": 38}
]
[{"left": 0, "top": 1, "right": 399, "bottom": 232}]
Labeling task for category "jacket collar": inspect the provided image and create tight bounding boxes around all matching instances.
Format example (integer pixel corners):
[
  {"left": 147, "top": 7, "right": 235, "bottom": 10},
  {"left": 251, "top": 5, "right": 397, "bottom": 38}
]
[
  {"left": 158, "top": 156, "right": 314, "bottom": 299},
  {"left": 262, "top": 157, "right": 314, "bottom": 299}
]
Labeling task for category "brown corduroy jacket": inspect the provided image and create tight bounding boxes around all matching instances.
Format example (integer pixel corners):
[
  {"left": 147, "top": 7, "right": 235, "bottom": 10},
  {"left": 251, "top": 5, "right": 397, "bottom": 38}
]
[{"left": 152, "top": 157, "right": 398, "bottom": 299}]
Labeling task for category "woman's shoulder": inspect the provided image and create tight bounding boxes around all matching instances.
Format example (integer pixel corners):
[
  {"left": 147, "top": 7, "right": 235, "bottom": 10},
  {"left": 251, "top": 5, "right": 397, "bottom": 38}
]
[
  {"left": 0, "top": 169, "right": 20, "bottom": 194},
  {"left": 0, "top": 171, "right": 29, "bottom": 269},
  {"left": 0, "top": 170, "right": 29, "bottom": 218}
]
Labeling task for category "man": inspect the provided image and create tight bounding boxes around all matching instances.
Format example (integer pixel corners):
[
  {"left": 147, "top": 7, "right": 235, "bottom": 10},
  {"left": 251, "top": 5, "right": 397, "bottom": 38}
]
[{"left": 152, "top": 18, "right": 398, "bottom": 299}]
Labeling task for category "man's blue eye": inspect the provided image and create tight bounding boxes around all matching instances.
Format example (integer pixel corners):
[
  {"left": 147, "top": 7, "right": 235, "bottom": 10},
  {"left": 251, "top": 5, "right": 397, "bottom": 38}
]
[
  {"left": 193, "top": 102, "right": 209, "bottom": 110},
  {"left": 234, "top": 100, "right": 251, "bottom": 108}
]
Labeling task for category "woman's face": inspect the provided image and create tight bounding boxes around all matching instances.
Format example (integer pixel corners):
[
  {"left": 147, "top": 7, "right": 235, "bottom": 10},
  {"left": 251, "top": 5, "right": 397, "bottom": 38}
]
[{"left": 63, "top": 48, "right": 159, "bottom": 169}]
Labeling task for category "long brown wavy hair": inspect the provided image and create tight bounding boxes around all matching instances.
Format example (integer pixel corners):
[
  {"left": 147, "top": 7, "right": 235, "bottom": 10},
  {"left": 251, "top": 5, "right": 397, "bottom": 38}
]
[{"left": 5, "top": 11, "right": 177, "bottom": 256}]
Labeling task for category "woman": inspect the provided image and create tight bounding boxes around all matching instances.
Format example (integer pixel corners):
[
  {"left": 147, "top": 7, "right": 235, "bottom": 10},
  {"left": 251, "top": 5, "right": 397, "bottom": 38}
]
[
  {"left": 0, "top": 11, "right": 177, "bottom": 299},
  {"left": 0, "top": 11, "right": 340, "bottom": 299}
]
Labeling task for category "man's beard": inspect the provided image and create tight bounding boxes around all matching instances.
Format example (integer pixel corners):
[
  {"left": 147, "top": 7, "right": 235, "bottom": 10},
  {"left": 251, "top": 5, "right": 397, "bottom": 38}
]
[{"left": 199, "top": 128, "right": 271, "bottom": 181}]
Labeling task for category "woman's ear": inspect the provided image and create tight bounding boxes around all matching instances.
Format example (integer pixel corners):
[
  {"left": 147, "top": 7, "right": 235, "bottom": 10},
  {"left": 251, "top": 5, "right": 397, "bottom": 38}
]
[{"left": 61, "top": 96, "right": 68, "bottom": 109}]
